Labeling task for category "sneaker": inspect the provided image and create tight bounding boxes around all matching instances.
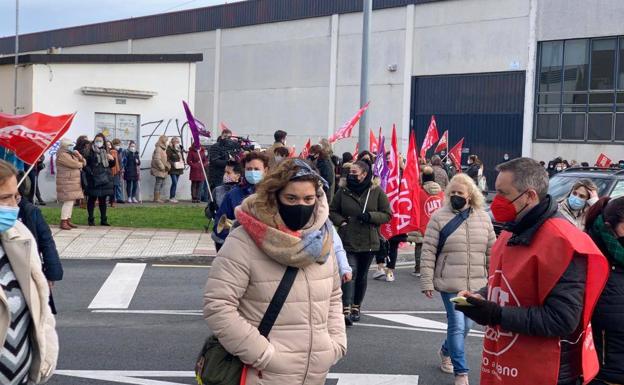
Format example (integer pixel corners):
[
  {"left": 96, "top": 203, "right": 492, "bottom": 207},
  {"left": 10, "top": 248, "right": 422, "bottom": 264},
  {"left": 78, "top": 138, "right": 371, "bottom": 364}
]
[
  {"left": 169, "top": 198, "right": 178, "bottom": 203},
  {"left": 343, "top": 307, "right": 353, "bottom": 327},
  {"left": 350, "top": 305, "right": 361, "bottom": 323},
  {"left": 454, "top": 374, "right": 469, "bottom": 385},
  {"left": 410, "top": 271, "right": 421, "bottom": 277},
  {"left": 132, "top": 198, "right": 139, "bottom": 203},
  {"left": 127, "top": 199, "right": 133, "bottom": 204},
  {"left": 372, "top": 266, "right": 386, "bottom": 280},
  {"left": 439, "top": 350, "right": 454, "bottom": 374},
  {"left": 386, "top": 269, "right": 395, "bottom": 282}
]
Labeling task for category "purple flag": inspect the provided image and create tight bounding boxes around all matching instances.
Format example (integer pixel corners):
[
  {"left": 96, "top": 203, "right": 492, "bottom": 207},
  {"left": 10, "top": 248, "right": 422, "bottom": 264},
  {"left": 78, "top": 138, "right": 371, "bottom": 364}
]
[
  {"left": 373, "top": 135, "right": 389, "bottom": 190},
  {"left": 182, "top": 101, "right": 210, "bottom": 150}
]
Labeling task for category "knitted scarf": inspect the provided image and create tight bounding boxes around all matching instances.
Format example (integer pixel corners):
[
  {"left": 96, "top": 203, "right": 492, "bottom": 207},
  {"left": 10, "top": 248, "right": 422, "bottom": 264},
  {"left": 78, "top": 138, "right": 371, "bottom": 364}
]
[
  {"left": 590, "top": 215, "right": 624, "bottom": 266},
  {"left": 234, "top": 195, "right": 332, "bottom": 268},
  {"left": 91, "top": 144, "right": 109, "bottom": 167}
]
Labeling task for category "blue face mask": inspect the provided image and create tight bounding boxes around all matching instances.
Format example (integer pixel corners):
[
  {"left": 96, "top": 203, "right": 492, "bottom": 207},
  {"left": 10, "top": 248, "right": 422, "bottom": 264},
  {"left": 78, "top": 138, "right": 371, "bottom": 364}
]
[
  {"left": 0, "top": 205, "right": 19, "bottom": 233},
  {"left": 568, "top": 195, "right": 586, "bottom": 211},
  {"left": 245, "top": 170, "right": 263, "bottom": 185}
]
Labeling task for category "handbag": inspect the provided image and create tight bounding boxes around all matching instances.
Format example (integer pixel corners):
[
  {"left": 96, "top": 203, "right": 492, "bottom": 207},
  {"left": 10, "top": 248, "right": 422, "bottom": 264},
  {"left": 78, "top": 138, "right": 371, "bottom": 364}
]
[
  {"left": 195, "top": 266, "right": 298, "bottom": 385},
  {"left": 173, "top": 161, "right": 185, "bottom": 170}
]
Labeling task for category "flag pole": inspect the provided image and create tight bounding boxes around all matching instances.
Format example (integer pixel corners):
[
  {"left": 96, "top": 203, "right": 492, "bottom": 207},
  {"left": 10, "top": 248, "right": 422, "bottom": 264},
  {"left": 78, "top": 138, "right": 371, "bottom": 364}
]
[
  {"left": 17, "top": 112, "right": 75, "bottom": 188},
  {"left": 13, "top": 0, "right": 19, "bottom": 115}
]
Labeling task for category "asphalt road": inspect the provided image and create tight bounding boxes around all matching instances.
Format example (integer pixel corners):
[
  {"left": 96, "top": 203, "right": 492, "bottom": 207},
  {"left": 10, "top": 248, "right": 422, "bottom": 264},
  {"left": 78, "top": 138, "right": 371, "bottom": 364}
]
[{"left": 47, "top": 260, "right": 483, "bottom": 385}]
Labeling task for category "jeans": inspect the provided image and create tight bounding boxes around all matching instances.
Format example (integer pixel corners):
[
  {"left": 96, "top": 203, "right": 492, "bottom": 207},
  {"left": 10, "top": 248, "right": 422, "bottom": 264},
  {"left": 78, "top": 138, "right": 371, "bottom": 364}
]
[
  {"left": 169, "top": 174, "right": 179, "bottom": 199},
  {"left": 126, "top": 180, "right": 138, "bottom": 200},
  {"left": 113, "top": 174, "right": 123, "bottom": 202},
  {"left": 200, "top": 181, "right": 209, "bottom": 202},
  {"left": 440, "top": 292, "right": 474, "bottom": 375},
  {"left": 342, "top": 252, "right": 374, "bottom": 307},
  {"left": 154, "top": 177, "right": 165, "bottom": 197}
]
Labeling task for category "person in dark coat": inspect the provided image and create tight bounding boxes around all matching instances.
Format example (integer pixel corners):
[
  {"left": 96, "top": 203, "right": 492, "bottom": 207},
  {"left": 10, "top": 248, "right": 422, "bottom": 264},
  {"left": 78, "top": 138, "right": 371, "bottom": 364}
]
[
  {"left": 465, "top": 154, "right": 482, "bottom": 185},
  {"left": 208, "top": 129, "right": 240, "bottom": 191},
  {"left": 188, "top": 144, "right": 209, "bottom": 203},
  {"left": 84, "top": 133, "right": 115, "bottom": 226},
  {"left": 585, "top": 197, "right": 624, "bottom": 385},
  {"left": 17, "top": 174, "right": 63, "bottom": 285},
  {"left": 308, "top": 144, "right": 336, "bottom": 204},
  {"left": 166, "top": 137, "right": 184, "bottom": 203},
  {"left": 123, "top": 141, "right": 141, "bottom": 203}
]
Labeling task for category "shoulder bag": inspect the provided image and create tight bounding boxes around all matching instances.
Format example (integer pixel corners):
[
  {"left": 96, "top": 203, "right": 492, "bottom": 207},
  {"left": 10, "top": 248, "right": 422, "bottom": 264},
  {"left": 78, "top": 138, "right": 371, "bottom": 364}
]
[{"left": 435, "top": 209, "right": 471, "bottom": 258}]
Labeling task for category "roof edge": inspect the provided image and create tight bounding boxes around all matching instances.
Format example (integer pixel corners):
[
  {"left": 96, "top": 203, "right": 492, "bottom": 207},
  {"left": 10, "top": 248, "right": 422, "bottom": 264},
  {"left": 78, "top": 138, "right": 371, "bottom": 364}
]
[{"left": 0, "top": 53, "right": 204, "bottom": 65}]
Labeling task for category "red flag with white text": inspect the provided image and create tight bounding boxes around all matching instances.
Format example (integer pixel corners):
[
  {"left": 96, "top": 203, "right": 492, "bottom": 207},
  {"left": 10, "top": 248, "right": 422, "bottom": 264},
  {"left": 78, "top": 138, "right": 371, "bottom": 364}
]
[
  {"left": 434, "top": 130, "right": 448, "bottom": 153},
  {"left": 596, "top": 153, "right": 612, "bottom": 168},
  {"left": 369, "top": 129, "right": 379, "bottom": 153},
  {"left": 420, "top": 115, "right": 439, "bottom": 158},
  {"left": 329, "top": 102, "right": 370, "bottom": 143},
  {"left": 299, "top": 139, "right": 311, "bottom": 159},
  {"left": 402, "top": 129, "right": 421, "bottom": 233},
  {"left": 0, "top": 111, "right": 74, "bottom": 164},
  {"left": 448, "top": 138, "right": 464, "bottom": 172}
]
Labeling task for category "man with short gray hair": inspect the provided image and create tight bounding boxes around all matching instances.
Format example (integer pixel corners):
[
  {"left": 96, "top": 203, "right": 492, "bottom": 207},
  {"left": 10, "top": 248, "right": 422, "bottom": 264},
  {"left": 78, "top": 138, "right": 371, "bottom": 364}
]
[{"left": 455, "top": 157, "right": 609, "bottom": 385}]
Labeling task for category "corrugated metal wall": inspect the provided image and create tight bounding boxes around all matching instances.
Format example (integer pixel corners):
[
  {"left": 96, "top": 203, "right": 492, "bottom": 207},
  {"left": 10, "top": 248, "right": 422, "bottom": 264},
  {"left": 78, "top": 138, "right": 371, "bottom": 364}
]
[
  {"left": 411, "top": 71, "right": 526, "bottom": 186},
  {"left": 0, "top": 0, "right": 444, "bottom": 55}
]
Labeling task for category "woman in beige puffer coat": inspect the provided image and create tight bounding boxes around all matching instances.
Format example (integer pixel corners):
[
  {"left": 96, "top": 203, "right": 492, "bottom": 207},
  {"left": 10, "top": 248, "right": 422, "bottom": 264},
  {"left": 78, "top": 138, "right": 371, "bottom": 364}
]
[
  {"left": 204, "top": 159, "right": 347, "bottom": 385},
  {"left": 420, "top": 173, "right": 496, "bottom": 385},
  {"left": 55, "top": 138, "right": 86, "bottom": 230}
]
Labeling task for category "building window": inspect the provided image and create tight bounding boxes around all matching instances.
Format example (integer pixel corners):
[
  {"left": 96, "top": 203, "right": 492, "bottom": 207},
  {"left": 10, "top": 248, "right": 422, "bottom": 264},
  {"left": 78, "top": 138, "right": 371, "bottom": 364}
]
[
  {"left": 535, "top": 37, "right": 624, "bottom": 143},
  {"left": 94, "top": 113, "right": 140, "bottom": 148}
]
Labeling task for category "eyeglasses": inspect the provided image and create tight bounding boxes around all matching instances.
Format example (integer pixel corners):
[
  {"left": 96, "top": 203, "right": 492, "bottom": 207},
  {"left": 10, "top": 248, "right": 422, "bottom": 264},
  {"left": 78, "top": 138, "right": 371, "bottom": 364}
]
[{"left": 291, "top": 159, "right": 329, "bottom": 190}]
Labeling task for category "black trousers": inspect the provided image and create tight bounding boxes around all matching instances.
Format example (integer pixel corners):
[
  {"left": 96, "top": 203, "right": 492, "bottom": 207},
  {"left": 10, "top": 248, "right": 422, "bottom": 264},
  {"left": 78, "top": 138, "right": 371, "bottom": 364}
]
[
  {"left": 342, "top": 251, "right": 374, "bottom": 307},
  {"left": 87, "top": 196, "right": 107, "bottom": 222}
]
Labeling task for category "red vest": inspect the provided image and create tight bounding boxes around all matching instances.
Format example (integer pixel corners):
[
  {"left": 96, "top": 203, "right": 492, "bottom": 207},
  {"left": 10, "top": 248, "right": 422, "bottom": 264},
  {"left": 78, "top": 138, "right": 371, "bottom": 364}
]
[
  {"left": 481, "top": 218, "right": 609, "bottom": 385},
  {"left": 417, "top": 189, "right": 444, "bottom": 234}
]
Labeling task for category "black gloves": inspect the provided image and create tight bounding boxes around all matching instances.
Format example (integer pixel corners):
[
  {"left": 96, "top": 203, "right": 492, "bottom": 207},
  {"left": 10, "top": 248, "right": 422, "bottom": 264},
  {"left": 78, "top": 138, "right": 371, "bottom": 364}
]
[
  {"left": 455, "top": 296, "right": 503, "bottom": 326},
  {"left": 357, "top": 212, "right": 371, "bottom": 223}
]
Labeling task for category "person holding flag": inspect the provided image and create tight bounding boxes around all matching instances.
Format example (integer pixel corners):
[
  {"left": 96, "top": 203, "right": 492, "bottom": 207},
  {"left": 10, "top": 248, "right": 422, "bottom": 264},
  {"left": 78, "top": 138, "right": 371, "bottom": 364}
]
[{"left": 420, "top": 173, "right": 495, "bottom": 385}]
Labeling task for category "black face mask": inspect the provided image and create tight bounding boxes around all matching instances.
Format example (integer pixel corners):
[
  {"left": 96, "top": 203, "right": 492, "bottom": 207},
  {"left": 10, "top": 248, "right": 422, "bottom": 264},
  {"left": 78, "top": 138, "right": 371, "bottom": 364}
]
[
  {"left": 450, "top": 195, "right": 467, "bottom": 211},
  {"left": 278, "top": 201, "right": 315, "bottom": 231}
]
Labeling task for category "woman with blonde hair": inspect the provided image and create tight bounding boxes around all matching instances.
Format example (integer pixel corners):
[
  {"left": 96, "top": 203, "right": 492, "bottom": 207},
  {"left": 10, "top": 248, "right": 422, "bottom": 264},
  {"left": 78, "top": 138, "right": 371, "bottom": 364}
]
[
  {"left": 150, "top": 135, "right": 170, "bottom": 203},
  {"left": 420, "top": 173, "right": 496, "bottom": 385},
  {"left": 204, "top": 158, "right": 346, "bottom": 384}
]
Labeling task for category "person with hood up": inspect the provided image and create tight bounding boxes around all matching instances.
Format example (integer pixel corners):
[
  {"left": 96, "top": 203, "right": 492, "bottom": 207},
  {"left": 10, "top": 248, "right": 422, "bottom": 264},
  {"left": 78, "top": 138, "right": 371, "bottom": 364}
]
[
  {"left": 203, "top": 158, "right": 347, "bottom": 385},
  {"left": 330, "top": 160, "right": 391, "bottom": 326},
  {"left": 559, "top": 179, "right": 599, "bottom": 230},
  {"left": 150, "top": 135, "right": 170, "bottom": 203},
  {"left": 585, "top": 196, "right": 624, "bottom": 385}
]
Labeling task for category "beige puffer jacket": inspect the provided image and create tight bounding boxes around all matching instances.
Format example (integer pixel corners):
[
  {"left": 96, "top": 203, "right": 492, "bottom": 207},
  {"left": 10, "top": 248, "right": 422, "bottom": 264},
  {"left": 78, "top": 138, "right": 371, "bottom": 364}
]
[
  {"left": 203, "top": 196, "right": 346, "bottom": 385},
  {"left": 420, "top": 205, "right": 496, "bottom": 293},
  {"left": 55, "top": 146, "right": 85, "bottom": 202},
  {"left": 150, "top": 139, "right": 170, "bottom": 178}
]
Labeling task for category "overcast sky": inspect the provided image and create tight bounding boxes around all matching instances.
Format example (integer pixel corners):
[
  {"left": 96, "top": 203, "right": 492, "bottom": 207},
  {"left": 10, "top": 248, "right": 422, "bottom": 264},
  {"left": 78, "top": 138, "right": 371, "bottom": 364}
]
[{"left": 0, "top": 0, "right": 240, "bottom": 38}]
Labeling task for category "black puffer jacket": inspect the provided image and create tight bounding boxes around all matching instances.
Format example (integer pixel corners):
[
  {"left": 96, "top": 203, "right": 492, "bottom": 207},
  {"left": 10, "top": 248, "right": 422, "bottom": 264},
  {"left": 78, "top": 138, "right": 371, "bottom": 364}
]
[
  {"left": 208, "top": 139, "right": 240, "bottom": 189},
  {"left": 483, "top": 196, "right": 588, "bottom": 385},
  {"left": 587, "top": 232, "right": 624, "bottom": 384},
  {"left": 84, "top": 146, "right": 115, "bottom": 197}
]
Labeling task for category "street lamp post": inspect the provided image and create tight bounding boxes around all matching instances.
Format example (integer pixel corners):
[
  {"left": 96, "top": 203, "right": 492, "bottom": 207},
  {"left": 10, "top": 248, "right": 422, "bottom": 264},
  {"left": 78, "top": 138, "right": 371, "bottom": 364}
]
[
  {"left": 358, "top": 0, "right": 372, "bottom": 154},
  {"left": 13, "top": 0, "right": 19, "bottom": 115}
]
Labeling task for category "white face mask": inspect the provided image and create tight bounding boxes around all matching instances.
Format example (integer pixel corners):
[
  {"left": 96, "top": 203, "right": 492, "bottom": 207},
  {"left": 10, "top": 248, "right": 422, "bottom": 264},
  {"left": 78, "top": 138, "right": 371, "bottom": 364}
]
[{"left": 129, "top": 146, "right": 136, "bottom": 153}]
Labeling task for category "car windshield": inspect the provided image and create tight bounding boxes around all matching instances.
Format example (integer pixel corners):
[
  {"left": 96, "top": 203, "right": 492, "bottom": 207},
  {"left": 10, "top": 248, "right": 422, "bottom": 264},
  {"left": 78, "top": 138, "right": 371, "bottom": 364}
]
[{"left": 548, "top": 175, "right": 612, "bottom": 202}]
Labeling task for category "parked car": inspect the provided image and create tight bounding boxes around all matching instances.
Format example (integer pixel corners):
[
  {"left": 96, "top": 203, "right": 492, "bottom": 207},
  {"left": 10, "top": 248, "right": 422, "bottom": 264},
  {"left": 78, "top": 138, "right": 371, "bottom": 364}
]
[{"left": 491, "top": 167, "right": 624, "bottom": 234}]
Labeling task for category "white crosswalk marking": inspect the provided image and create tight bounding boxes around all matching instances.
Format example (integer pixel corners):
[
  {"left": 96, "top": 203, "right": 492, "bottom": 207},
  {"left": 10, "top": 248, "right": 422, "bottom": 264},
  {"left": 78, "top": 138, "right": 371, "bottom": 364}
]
[
  {"left": 364, "top": 313, "right": 484, "bottom": 337},
  {"left": 88, "top": 263, "right": 147, "bottom": 309}
]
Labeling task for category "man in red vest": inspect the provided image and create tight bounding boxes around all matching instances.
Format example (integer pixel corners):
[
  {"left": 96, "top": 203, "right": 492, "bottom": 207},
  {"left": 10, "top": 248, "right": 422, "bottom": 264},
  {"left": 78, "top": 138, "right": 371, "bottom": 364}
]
[{"left": 456, "top": 157, "right": 609, "bottom": 385}]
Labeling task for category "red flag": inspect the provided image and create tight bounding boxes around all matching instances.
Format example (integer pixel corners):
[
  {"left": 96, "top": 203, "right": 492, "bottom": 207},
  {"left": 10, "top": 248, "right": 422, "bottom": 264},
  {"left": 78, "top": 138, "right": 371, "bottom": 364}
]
[
  {"left": 596, "top": 153, "right": 612, "bottom": 168},
  {"left": 353, "top": 143, "right": 360, "bottom": 160},
  {"left": 403, "top": 130, "right": 421, "bottom": 232},
  {"left": 369, "top": 129, "right": 378, "bottom": 153},
  {"left": 434, "top": 130, "right": 448, "bottom": 153},
  {"left": 448, "top": 138, "right": 464, "bottom": 172},
  {"left": 420, "top": 115, "right": 439, "bottom": 159},
  {"left": 329, "top": 102, "right": 370, "bottom": 143},
  {"left": 0, "top": 112, "right": 74, "bottom": 164},
  {"left": 299, "top": 139, "right": 311, "bottom": 159}
]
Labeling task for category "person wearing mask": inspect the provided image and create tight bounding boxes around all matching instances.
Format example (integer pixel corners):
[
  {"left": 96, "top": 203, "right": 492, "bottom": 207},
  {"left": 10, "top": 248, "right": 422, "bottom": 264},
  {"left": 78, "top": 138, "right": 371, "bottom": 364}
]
[
  {"left": 585, "top": 197, "right": 624, "bottom": 385},
  {"left": 55, "top": 138, "right": 86, "bottom": 230},
  {"left": 456, "top": 158, "right": 609, "bottom": 385},
  {"left": 188, "top": 143, "right": 209, "bottom": 203},
  {"left": 166, "top": 137, "right": 184, "bottom": 203},
  {"left": 273, "top": 146, "right": 290, "bottom": 166},
  {"left": 150, "top": 135, "right": 170, "bottom": 203},
  {"left": 339, "top": 152, "right": 354, "bottom": 188},
  {"left": 18, "top": 174, "right": 63, "bottom": 296},
  {"left": 207, "top": 160, "right": 243, "bottom": 222},
  {"left": 111, "top": 139, "right": 125, "bottom": 204},
  {"left": 0, "top": 160, "right": 59, "bottom": 384},
  {"left": 106, "top": 141, "right": 121, "bottom": 207},
  {"left": 123, "top": 141, "right": 141, "bottom": 203},
  {"left": 208, "top": 129, "right": 239, "bottom": 191},
  {"left": 465, "top": 155, "right": 482, "bottom": 186},
  {"left": 266, "top": 129, "right": 287, "bottom": 169},
  {"left": 559, "top": 179, "right": 599, "bottom": 230},
  {"left": 309, "top": 144, "right": 336, "bottom": 204},
  {"left": 74, "top": 135, "right": 91, "bottom": 209},
  {"left": 419, "top": 173, "right": 495, "bottom": 384},
  {"left": 213, "top": 152, "right": 269, "bottom": 252},
  {"left": 203, "top": 158, "right": 346, "bottom": 384},
  {"left": 84, "top": 133, "right": 115, "bottom": 226},
  {"left": 431, "top": 155, "right": 450, "bottom": 191},
  {"left": 330, "top": 161, "right": 391, "bottom": 326}
]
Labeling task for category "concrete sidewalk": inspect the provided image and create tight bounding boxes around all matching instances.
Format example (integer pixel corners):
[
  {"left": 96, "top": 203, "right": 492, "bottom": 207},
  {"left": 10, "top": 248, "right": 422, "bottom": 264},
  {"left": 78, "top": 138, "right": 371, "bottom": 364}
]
[
  {"left": 51, "top": 226, "right": 417, "bottom": 263},
  {"left": 51, "top": 226, "right": 216, "bottom": 259}
]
